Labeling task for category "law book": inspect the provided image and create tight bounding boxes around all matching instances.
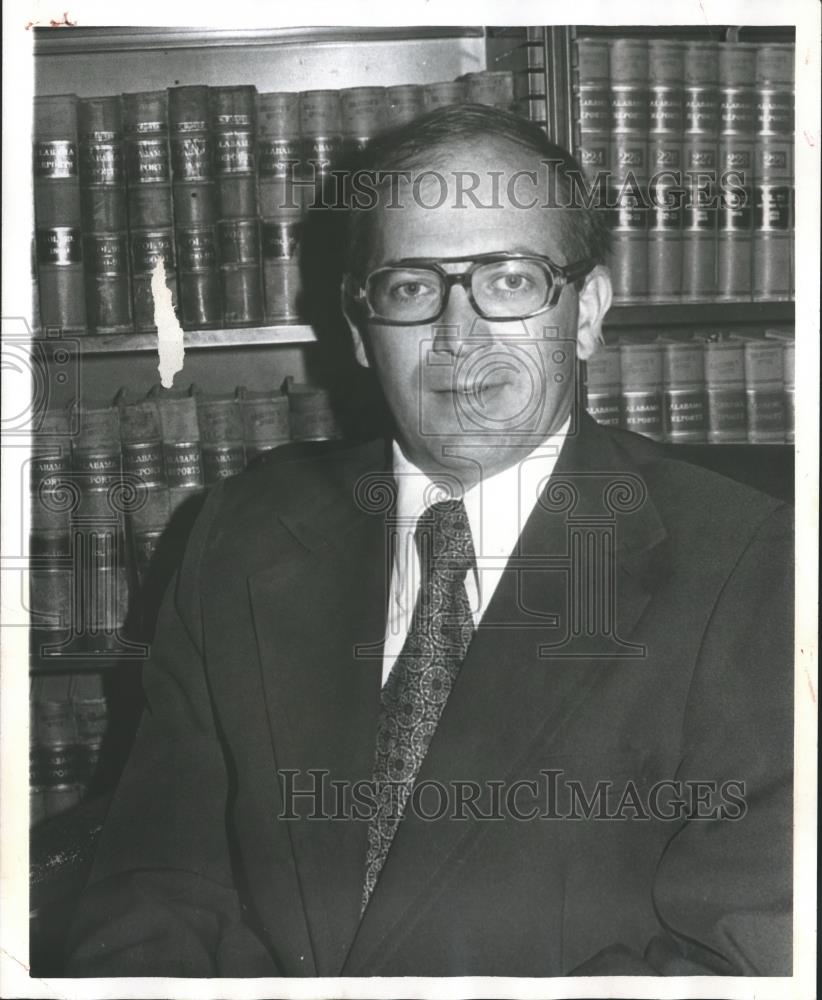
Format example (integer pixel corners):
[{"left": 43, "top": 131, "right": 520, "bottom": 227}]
[
  {"left": 31, "top": 235, "right": 42, "bottom": 335},
  {"left": 682, "top": 41, "right": 720, "bottom": 300},
  {"left": 660, "top": 338, "right": 707, "bottom": 442},
  {"left": 386, "top": 85, "right": 425, "bottom": 126},
  {"left": 71, "top": 399, "right": 130, "bottom": 655},
  {"left": 77, "top": 96, "right": 133, "bottom": 333},
  {"left": 168, "top": 85, "right": 221, "bottom": 329},
  {"left": 283, "top": 377, "right": 343, "bottom": 442},
  {"left": 340, "top": 86, "right": 388, "bottom": 157},
  {"left": 70, "top": 671, "right": 109, "bottom": 796},
  {"left": 423, "top": 80, "right": 468, "bottom": 110},
  {"left": 116, "top": 391, "right": 172, "bottom": 583},
  {"left": 299, "top": 89, "right": 343, "bottom": 210},
  {"left": 647, "top": 41, "right": 685, "bottom": 302},
  {"left": 258, "top": 91, "right": 302, "bottom": 324},
  {"left": 151, "top": 386, "right": 205, "bottom": 514},
  {"left": 573, "top": 38, "right": 610, "bottom": 209},
  {"left": 734, "top": 335, "right": 786, "bottom": 444},
  {"left": 753, "top": 44, "right": 794, "bottom": 301},
  {"left": 30, "top": 680, "right": 47, "bottom": 826},
  {"left": 717, "top": 44, "right": 757, "bottom": 301},
  {"left": 583, "top": 344, "right": 621, "bottom": 428},
  {"left": 608, "top": 39, "right": 650, "bottom": 302},
  {"left": 465, "top": 71, "right": 515, "bottom": 110},
  {"left": 29, "top": 408, "right": 74, "bottom": 663},
  {"left": 195, "top": 389, "right": 246, "bottom": 484},
  {"left": 31, "top": 673, "right": 82, "bottom": 819},
  {"left": 764, "top": 329, "right": 795, "bottom": 443},
  {"left": 123, "top": 90, "right": 177, "bottom": 332},
  {"left": 701, "top": 334, "right": 748, "bottom": 443},
  {"left": 618, "top": 339, "right": 663, "bottom": 440},
  {"left": 33, "top": 94, "right": 87, "bottom": 332},
  {"left": 238, "top": 385, "right": 291, "bottom": 460},
  {"left": 212, "top": 85, "right": 264, "bottom": 326}
]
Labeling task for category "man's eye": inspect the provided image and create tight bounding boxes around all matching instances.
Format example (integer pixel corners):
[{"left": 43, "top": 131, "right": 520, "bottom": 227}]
[
  {"left": 486, "top": 272, "right": 535, "bottom": 296},
  {"left": 389, "top": 280, "right": 437, "bottom": 301}
]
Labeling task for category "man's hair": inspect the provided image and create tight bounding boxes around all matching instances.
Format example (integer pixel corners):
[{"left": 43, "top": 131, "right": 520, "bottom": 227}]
[{"left": 344, "top": 102, "right": 612, "bottom": 278}]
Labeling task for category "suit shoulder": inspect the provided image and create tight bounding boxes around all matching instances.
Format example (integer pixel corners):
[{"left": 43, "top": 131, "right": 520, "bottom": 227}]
[
  {"left": 604, "top": 425, "right": 791, "bottom": 552},
  {"left": 208, "top": 436, "right": 387, "bottom": 533}
]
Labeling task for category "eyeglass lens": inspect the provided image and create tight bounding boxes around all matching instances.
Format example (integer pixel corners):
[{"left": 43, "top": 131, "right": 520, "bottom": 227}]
[{"left": 367, "top": 259, "right": 553, "bottom": 322}]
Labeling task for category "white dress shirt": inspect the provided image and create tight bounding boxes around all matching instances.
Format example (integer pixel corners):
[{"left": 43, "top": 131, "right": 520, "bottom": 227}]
[{"left": 382, "top": 418, "right": 570, "bottom": 685}]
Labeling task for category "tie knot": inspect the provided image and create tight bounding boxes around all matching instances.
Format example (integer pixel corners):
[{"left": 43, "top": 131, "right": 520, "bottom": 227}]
[{"left": 415, "top": 498, "right": 475, "bottom": 576}]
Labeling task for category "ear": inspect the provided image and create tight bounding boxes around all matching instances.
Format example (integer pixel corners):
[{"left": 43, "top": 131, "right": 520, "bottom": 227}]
[
  {"left": 340, "top": 281, "right": 370, "bottom": 368},
  {"left": 575, "top": 265, "right": 613, "bottom": 361}
]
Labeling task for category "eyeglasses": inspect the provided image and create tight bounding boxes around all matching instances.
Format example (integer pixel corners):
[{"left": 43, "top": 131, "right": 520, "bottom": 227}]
[{"left": 343, "top": 252, "right": 595, "bottom": 325}]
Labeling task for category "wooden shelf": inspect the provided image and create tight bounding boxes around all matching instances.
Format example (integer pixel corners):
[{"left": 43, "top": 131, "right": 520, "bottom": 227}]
[
  {"left": 604, "top": 300, "right": 795, "bottom": 330},
  {"left": 35, "top": 325, "right": 317, "bottom": 354},
  {"left": 32, "top": 301, "right": 794, "bottom": 355},
  {"left": 33, "top": 25, "right": 486, "bottom": 56}
]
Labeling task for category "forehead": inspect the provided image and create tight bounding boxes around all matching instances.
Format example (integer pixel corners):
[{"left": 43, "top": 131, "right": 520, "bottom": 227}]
[{"left": 361, "top": 137, "right": 571, "bottom": 269}]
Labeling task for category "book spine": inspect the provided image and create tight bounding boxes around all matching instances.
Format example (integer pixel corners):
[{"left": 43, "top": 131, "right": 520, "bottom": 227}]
[
  {"left": 78, "top": 96, "right": 133, "bottom": 333},
  {"left": 238, "top": 388, "right": 291, "bottom": 459},
  {"left": 783, "top": 340, "right": 795, "bottom": 443},
  {"left": 340, "top": 86, "right": 388, "bottom": 157},
  {"left": 212, "top": 86, "right": 264, "bottom": 326},
  {"left": 283, "top": 378, "right": 342, "bottom": 442},
  {"left": 123, "top": 90, "right": 177, "bottom": 332},
  {"left": 718, "top": 44, "right": 756, "bottom": 301},
  {"left": 662, "top": 341, "right": 707, "bottom": 442},
  {"left": 423, "top": 80, "right": 467, "bottom": 110},
  {"left": 72, "top": 401, "right": 130, "bottom": 654},
  {"left": 583, "top": 345, "right": 622, "bottom": 427},
  {"left": 573, "top": 39, "right": 610, "bottom": 211},
  {"left": 70, "top": 672, "right": 109, "bottom": 796},
  {"left": 618, "top": 341, "right": 663, "bottom": 440},
  {"left": 33, "top": 94, "right": 87, "bottom": 332},
  {"left": 196, "top": 394, "right": 246, "bottom": 483},
  {"left": 742, "top": 339, "right": 785, "bottom": 443},
  {"left": 465, "top": 71, "right": 515, "bottom": 110},
  {"left": 32, "top": 674, "right": 83, "bottom": 818},
  {"left": 169, "top": 85, "right": 222, "bottom": 329},
  {"left": 647, "top": 41, "right": 685, "bottom": 303},
  {"left": 118, "top": 396, "right": 172, "bottom": 582},
  {"left": 386, "top": 85, "right": 425, "bottom": 126},
  {"left": 703, "top": 339, "right": 748, "bottom": 442},
  {"left": 682, "top": 42, "right": 720, "bottom": 300},
  {"left": 259, "top": 91, "right": 303, "bottom": 323},
  {"left": 30, "top": 683, "right": 46, "bottom": 825},
  {"left": 299, "top": 89, "right": 343, "bottom": 209},
  {"left": 29, "top": 410, "right": 74, "bottom": 663},
  {"left": 154, "top": 392, "right": 205, "bottom": 513},
  {"left": 608, "top": 40, "right": 649, "bottom": 302},
  {"left": 753, "top": 44, "right": 794, "bottom": 301}
]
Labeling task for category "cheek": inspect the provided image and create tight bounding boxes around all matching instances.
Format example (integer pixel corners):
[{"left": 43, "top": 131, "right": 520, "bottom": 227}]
[{"left": 367, "top": 331, "right": 423, "bottom": 397}]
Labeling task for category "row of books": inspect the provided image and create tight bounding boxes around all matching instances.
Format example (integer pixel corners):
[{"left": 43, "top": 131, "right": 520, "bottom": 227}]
[
  {"left": 584, "top": 330, "right": 795, "bottom": 444},
  {"left": 30, "top": 672, "right": 111, "bottom": 825},
  {"left": 29, "top": 378, "right": 341, "bottom": 666},
  {"left": 32, "top": 70, "right": 515, "bottom": 336},
  {"left": 573, "top": 38, "right": 795, "bottom": 303}
]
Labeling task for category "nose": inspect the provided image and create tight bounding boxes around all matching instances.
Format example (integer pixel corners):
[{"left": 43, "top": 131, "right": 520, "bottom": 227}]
[{"left": 431, "top": 281, "right": 492, "bottom": 354}]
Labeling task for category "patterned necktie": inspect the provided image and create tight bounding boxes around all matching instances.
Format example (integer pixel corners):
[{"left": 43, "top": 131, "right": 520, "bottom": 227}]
[{"left": 362, "top": 498, "right": 477, "bottom": 910}]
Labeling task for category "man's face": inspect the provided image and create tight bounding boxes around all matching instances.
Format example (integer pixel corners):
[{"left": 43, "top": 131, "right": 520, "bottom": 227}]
[{"left": 349, "top": 140, "right": 597, "bottom": 485}]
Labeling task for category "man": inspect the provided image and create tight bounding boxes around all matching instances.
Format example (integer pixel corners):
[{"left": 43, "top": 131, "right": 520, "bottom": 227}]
[{"left": 67, "top": 105, "right": 793, "bottom": 978}]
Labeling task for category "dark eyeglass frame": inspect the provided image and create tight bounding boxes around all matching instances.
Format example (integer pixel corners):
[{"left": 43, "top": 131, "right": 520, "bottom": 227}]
[{"left": 343, "top": 251, "right": 596, "bottom": 326}]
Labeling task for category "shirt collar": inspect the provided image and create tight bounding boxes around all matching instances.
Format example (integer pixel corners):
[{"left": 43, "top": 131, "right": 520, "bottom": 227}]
[{"left": 391, "top": 416, "right": 571, "bottom": 563}]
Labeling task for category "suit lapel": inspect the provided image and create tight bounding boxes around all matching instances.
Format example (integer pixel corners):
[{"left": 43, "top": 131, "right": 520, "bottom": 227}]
[
  {"left": 247, "top": 461, "right": 394, "bottom": 975},
  {"left": 342, "top": 416, "right": 670, "bottom": 974}
]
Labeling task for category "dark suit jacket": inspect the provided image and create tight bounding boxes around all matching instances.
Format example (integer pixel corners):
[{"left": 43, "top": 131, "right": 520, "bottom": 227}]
[{"left": 66, "top": 414, "right": 793, "bottom": 978}]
